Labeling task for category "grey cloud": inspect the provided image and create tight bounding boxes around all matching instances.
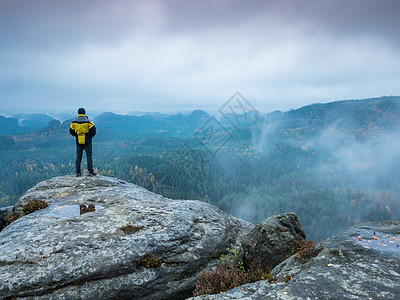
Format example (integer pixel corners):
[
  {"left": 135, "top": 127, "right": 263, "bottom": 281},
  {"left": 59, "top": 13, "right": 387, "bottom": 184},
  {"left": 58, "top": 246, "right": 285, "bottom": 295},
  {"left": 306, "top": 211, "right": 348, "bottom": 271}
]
[
  {"left": 3, "top": 0, "right": 400, "bottom": 49},
  {"left": 0, "top": 0, "right": 400, "bottom": 114}
]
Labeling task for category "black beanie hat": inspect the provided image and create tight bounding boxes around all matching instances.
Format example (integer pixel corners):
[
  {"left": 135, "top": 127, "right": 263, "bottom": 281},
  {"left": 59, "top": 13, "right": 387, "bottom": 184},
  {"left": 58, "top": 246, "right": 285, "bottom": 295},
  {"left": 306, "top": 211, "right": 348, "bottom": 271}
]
[{"left": 78, "top": 108, "right": 86, "bottom": 115}]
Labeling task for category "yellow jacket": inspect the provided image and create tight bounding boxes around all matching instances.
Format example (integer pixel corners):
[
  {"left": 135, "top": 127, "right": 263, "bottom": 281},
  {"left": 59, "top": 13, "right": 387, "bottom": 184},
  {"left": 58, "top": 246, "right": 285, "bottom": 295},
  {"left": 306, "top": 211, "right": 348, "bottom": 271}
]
[{"left": 70, "top": 114, "right": 96, "bottom": 145}]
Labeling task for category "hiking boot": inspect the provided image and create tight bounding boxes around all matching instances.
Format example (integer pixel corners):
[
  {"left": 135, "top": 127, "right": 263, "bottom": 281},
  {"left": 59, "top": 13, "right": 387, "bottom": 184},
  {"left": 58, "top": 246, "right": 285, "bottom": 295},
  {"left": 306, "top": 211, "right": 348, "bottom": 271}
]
[
  {"left": 88, "top": 171, "right": 97, "bottom": 176},
  {"left": 76, "top": 172, "right": 82, "bottom": 177}
]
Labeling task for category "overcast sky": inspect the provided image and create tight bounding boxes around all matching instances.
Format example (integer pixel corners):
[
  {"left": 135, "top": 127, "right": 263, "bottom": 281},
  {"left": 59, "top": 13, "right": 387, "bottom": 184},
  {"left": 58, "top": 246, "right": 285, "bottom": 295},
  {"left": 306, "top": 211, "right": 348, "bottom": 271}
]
[{"left": 1, "top": 0, "right": 400, "bottom": 114}]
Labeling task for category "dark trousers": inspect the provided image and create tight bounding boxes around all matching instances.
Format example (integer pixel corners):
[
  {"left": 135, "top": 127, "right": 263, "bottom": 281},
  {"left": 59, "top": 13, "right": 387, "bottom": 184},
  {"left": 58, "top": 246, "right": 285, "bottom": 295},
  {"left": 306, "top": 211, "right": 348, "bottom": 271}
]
[{"left": 76, "top": 144, "right": 93, "bottom": 174}]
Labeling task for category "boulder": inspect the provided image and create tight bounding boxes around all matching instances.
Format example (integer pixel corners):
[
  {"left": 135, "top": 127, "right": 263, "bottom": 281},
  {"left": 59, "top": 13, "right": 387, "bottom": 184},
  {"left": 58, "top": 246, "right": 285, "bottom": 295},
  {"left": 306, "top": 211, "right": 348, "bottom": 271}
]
[
  {"left": 190, "top": 219, "right": 400, "bottom": 299},
  {"left": 0, "top": 175, "right": 253, "bottom": 300},
  {"left": 241, "top": 212, "right": 306, "bottom": 271}
]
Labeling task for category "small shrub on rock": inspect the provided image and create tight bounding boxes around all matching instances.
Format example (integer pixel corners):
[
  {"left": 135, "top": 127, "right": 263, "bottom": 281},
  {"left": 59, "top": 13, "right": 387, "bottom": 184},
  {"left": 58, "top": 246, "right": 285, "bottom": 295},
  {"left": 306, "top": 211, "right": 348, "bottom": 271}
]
[
  {"left": 5, "top": 213, "right": 21, "bottom": 224},
  {"left": 137, "top": 254, "right": 162, "bottom": 268},
  {"left": 294, "top": 238, "right": 323, "bottom": 261},
  {"left": 246, "top": 258, "right": 274, "bottom": 283},
  {"left": 194, "top": 250, "right": 276, "bottom": 296},
  {"left": 284, "top": 274, "right": 293, "bottom": 282},
  {"left": 219, "top": 248, "right": 245, "bottom": 272},
  {"left": 193, "top": 262, "right": 249, "bottom": 296},
  {"left": 120, "top": 224, "right": 143, "bottom": 234},
  {"left": 22, "top": 200, "right": 48, "bottom": 215}
]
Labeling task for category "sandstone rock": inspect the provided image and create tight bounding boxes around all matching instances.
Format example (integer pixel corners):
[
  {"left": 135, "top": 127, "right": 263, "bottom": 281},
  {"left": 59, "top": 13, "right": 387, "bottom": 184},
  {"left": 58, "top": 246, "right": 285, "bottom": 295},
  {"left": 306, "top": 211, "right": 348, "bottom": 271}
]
[
  {"left": 0, "top": 175, "right": 253, "bottom": 300},
  {"left": 241, "top": 212, "right": 306, "bottom": 271},
  {"left": 190, "top": 219, "right": 400, "bottom": 299}
]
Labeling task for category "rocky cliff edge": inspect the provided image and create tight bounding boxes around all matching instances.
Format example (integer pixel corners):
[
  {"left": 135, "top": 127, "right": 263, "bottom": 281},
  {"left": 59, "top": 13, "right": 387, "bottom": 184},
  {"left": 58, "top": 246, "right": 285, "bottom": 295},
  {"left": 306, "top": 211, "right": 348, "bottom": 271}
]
[{"left": 0, "top": 175, "right": 253, "bottom": 300}]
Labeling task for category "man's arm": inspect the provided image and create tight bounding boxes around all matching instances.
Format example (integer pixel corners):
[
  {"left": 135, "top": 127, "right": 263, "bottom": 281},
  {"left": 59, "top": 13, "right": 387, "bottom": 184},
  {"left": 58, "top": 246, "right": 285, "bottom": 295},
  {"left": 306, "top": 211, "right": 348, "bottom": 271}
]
[
  {"left": 89, "top": 122, "right": 96, "bottom": 137},
  {"left": 70, "top": 123, "right": 77, "bottom": 136}
]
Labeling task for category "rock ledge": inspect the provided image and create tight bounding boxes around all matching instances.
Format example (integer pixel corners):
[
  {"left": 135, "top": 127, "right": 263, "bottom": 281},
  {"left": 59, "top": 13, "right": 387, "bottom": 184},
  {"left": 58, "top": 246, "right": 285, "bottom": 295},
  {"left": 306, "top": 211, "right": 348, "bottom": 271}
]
[{"left": 0, "top": 175, "right": 253, "bottom": 300}]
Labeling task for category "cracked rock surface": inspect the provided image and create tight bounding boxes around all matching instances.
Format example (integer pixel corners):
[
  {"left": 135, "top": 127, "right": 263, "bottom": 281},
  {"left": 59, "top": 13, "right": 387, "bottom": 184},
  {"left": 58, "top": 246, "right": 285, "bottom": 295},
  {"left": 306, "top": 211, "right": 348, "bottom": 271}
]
[
  {"left": 0, "top": 175, "right": 253, "bottom": 300},
  {"left": 190, "top": 219, "right": 400, "bottom": 300}
]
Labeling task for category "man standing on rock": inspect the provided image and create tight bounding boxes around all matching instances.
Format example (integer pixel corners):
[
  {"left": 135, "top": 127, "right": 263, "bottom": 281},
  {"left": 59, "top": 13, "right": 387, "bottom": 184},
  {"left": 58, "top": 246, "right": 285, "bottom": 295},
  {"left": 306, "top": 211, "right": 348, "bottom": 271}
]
[{"left": 69, "top": 108, "right": 97, "bottom": 177}]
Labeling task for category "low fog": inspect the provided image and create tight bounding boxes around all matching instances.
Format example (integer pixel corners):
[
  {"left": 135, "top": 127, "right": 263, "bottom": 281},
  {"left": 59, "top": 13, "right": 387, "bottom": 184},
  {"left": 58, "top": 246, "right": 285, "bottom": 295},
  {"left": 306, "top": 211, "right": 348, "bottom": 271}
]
[{"left": 215, "top": 101, "right": 400, "bottom": 240}]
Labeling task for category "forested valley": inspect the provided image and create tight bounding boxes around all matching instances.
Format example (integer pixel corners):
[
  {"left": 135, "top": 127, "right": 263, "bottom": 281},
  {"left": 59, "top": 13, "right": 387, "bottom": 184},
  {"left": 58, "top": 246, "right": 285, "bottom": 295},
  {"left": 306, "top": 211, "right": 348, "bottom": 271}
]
[{"left": 1, "top": 96, "right": 400, "bottom": 241}]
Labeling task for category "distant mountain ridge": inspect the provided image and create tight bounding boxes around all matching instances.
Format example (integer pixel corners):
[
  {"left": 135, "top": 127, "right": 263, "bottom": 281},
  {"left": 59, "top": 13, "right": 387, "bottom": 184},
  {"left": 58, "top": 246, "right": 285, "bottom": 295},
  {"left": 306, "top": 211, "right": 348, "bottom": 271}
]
[
  {"left": 257, "top": 96, "right": 400, "bottom": 142},
  {"left": 284, "top": 96, "right": 400, "bottom": 129},
  {"left": 0, "top": 110, "right": 212, "bottom": 137},
  {"left": 94, "top": 109, "right": 210, "bottom": 136},
  {"left": 0, "top": 114, "right": 56, "bottom": 135},
  {"left": 0, "top": 115, "right": 23, "bottom": 135},
  {"left": 2, "top": 96, "right": 400, "bottom": 139}
]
